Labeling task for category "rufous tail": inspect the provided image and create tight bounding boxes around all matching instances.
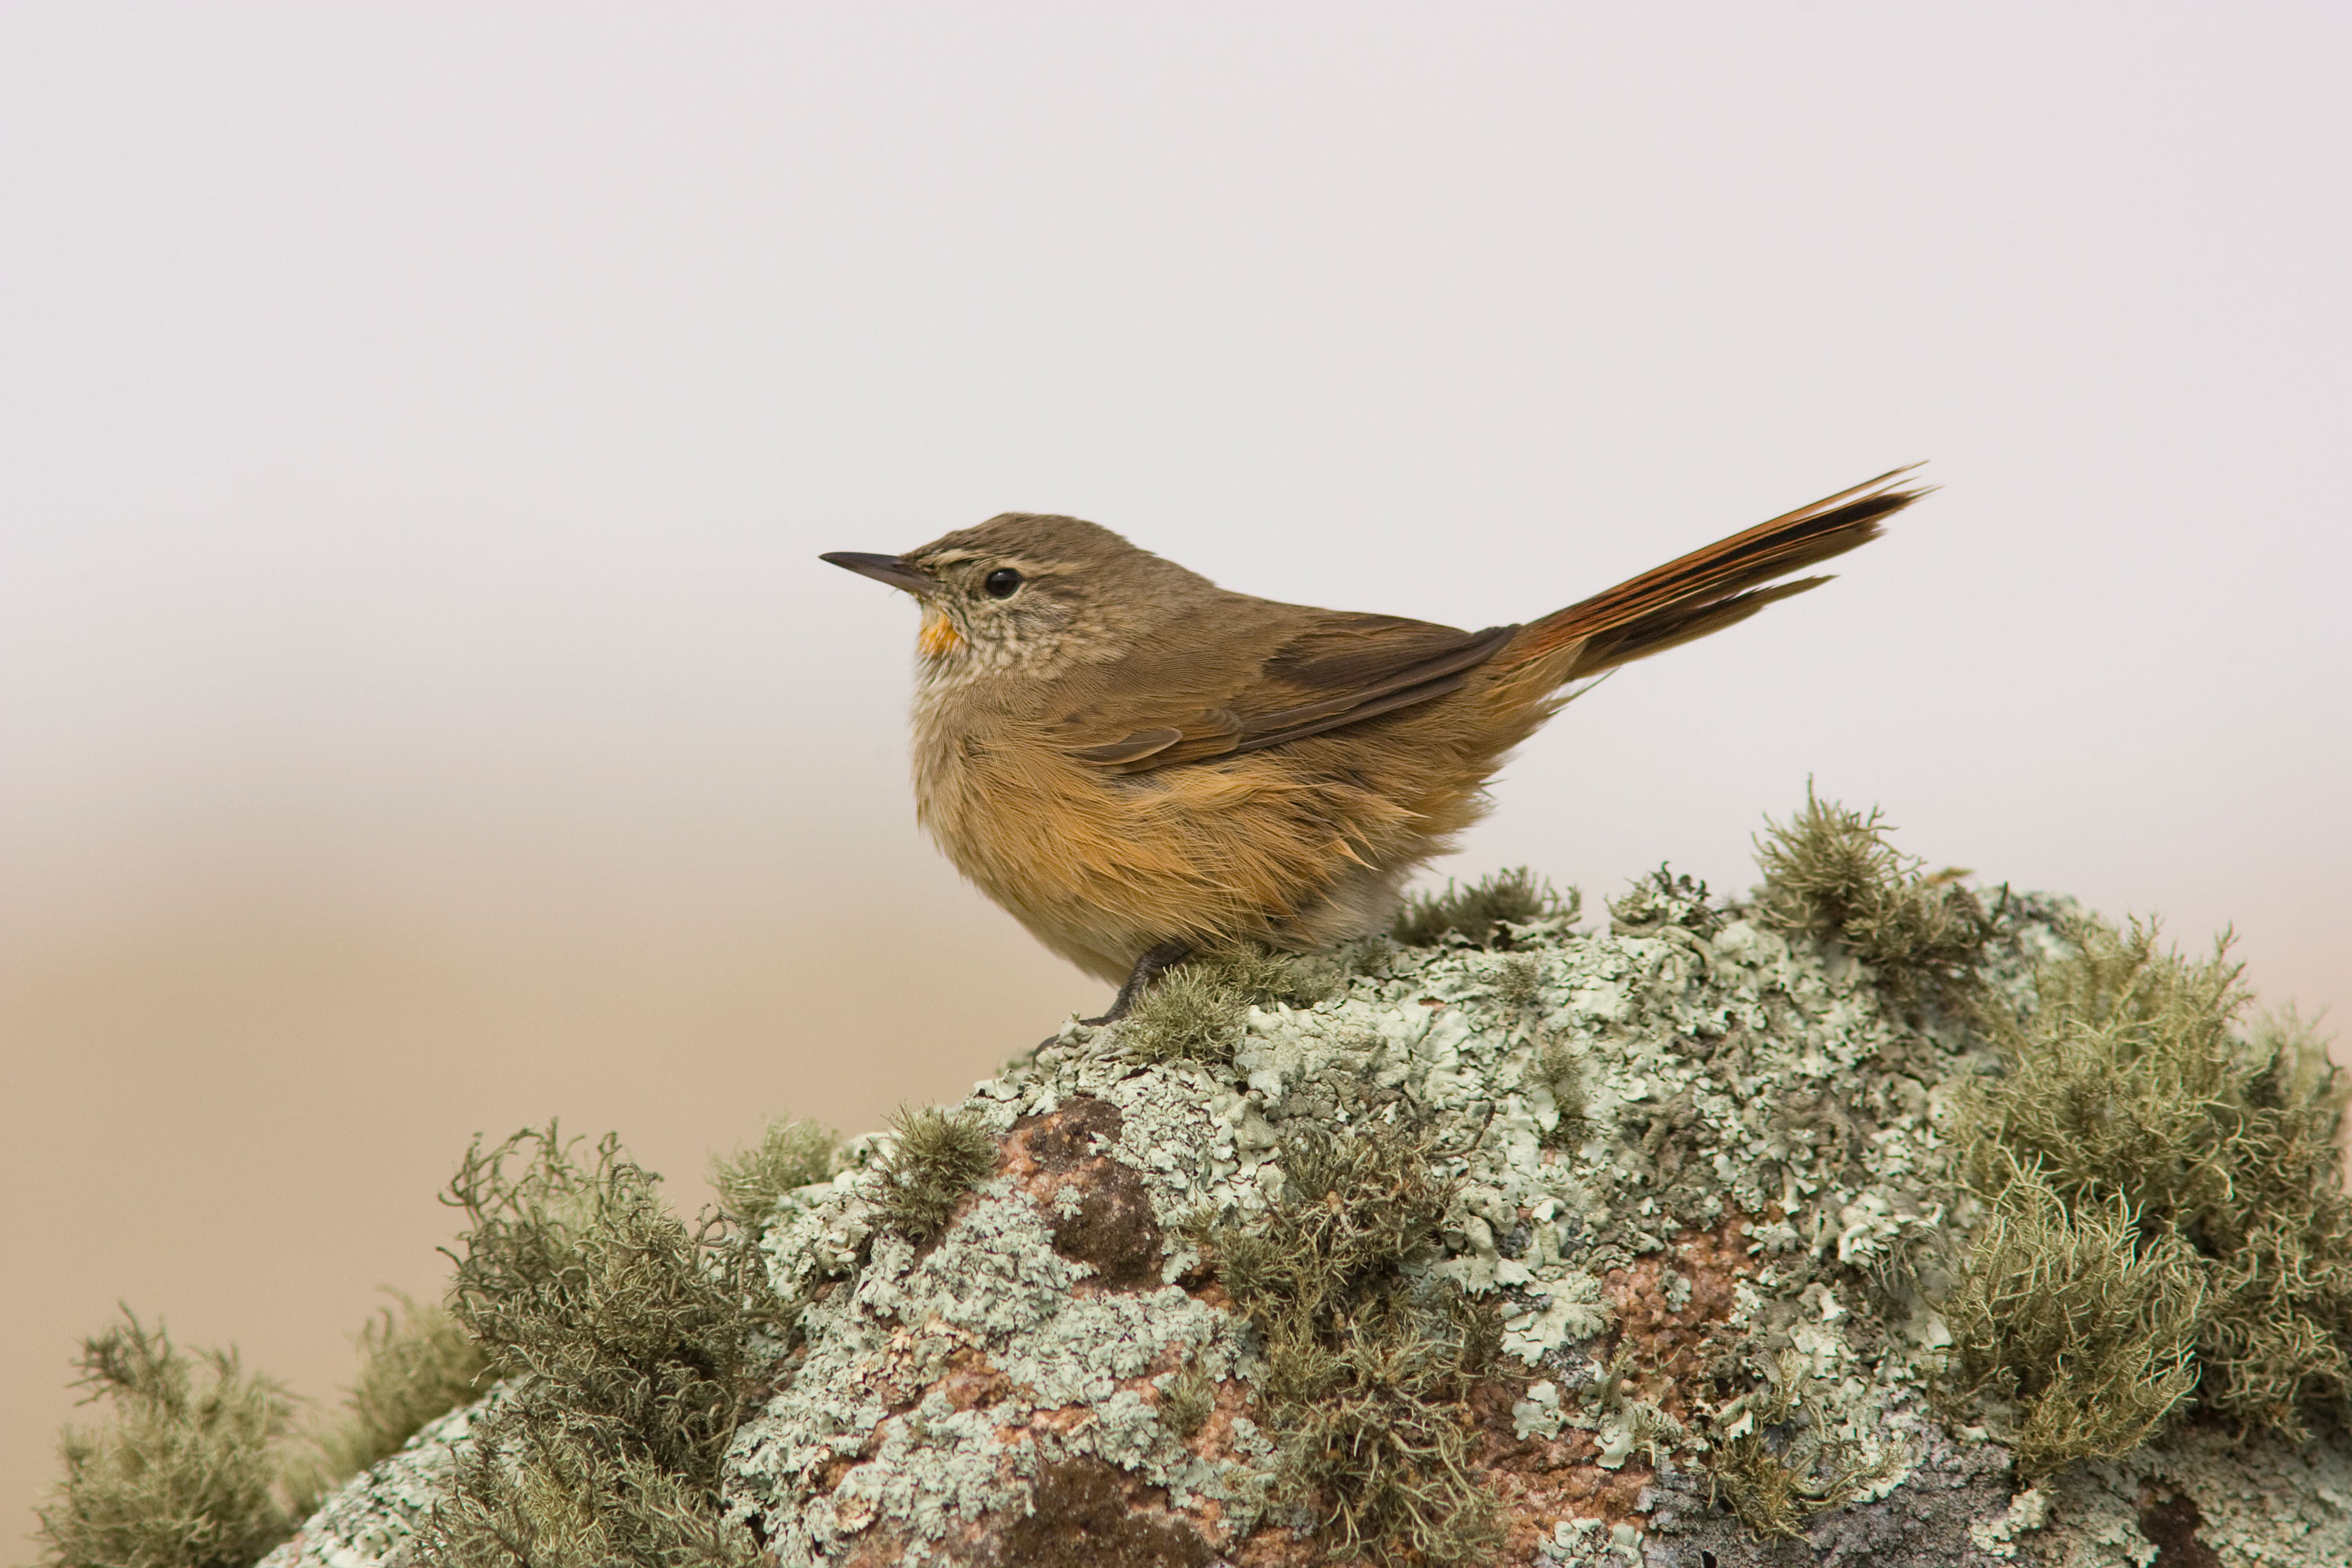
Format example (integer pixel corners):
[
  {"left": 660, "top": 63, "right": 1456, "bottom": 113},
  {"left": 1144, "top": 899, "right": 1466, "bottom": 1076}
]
[{"left": 1502, "top": 466, "right": 1929, "bottom": 683}]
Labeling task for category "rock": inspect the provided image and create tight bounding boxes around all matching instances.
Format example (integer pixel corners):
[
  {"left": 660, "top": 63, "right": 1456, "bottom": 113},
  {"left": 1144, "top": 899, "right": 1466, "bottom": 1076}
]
[
  {"left": 258, "top": 890, "right": 2352, "bottom": 1567},
  {"left": 258, "top": 1394, "right": 500, "bottom": 1568}
]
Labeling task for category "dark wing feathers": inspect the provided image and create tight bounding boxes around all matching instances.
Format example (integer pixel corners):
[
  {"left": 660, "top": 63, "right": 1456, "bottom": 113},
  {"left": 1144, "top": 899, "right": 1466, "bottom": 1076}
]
[
  {"left": 1261, "top": 617, "right": 1514, "bottom": 693},
  {"left": 1229, "top": 621, "right": 1517, "bottom": 751},
  {"left": 1065, "top": 728, "right": 1185, "bottom": 765},
  {"left": 1225, "top": 668, "right": 1478, "bottom": 757},
  {"left": 1053, "top": 617, "right": 1519, "bottom": 775}
]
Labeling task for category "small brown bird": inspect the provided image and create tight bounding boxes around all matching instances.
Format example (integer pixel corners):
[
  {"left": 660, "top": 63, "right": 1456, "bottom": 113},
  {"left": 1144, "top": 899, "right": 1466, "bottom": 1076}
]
[{"left": 825, "top": 469, "right": 1923, "bottom": 1017}]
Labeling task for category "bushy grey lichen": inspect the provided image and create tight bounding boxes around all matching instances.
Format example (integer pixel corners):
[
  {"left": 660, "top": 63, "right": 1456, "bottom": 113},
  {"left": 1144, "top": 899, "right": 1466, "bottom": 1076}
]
[
  {"left": 1948, "top": 910, "right": 2352, "bottom": 1457},
  {"left": 1185, "top": 1119, "right": 1505, "bottom": 1564},
  {"left": 1701, "top": 1349, "right": 1907, "bottom": 1539},
  {"left": 39, "top": 1297, "right": 490, "bottom": 1568},
  {"left": 871, "top": 1105, "right": 998, "bottom": 1243},
  {"left": 710, "top": 1116, "right": 840, "bottom": 1227},
  {"left": 1937, "top": 1165, "right": 2205, "bottom": 1480},
  {"left": 1752, "top": 787, "right": 1995, "bottom": 1006},
  {"left": 35, "top": 1312, "right": 301, "bottom": 1568},
  {"left": 1123, "top": 943, "right": 1343, "bottom": 1065},
  {"left": 419, "top": 1124, "right": 782, "bottom": 1566},
  {"left": 1393, "top": 867, "right": 1580, "bottom": 950}
]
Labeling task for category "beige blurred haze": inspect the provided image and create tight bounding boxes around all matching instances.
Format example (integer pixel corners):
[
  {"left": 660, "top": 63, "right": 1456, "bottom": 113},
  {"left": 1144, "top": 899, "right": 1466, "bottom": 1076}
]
[{"left": 4, "top": 1, "right": 2348, "bottom": 1551}]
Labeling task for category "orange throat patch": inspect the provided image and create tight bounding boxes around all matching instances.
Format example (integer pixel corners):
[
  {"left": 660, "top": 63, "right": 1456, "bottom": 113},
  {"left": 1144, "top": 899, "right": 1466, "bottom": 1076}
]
[{"left": 918, "top": 610, "right": 964, "bottom": 659}]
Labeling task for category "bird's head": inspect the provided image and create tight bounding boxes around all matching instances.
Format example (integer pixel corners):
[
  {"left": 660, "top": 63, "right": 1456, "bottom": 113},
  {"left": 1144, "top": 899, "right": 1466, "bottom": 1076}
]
[{"left": 822, "top": 513, "right": 1210, "bottom": 677}]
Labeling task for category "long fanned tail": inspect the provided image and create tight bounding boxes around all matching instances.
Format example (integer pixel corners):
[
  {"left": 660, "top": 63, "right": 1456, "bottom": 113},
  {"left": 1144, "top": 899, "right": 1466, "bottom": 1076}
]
[{"left": 1502, "top": 466, "right": 1929, "bottom": 683}]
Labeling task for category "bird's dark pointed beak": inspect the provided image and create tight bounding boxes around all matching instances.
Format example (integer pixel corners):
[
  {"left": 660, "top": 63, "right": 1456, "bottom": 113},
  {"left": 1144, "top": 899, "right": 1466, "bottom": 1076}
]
[{"left": 820, "top": 551, "right": 932, "bottom": 594}]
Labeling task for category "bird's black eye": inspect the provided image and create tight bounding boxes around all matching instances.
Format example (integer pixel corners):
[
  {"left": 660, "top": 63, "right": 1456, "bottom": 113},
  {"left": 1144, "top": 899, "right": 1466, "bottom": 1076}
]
[{"left": 983, "top": 568, "right": 1023, "bottom": 598}]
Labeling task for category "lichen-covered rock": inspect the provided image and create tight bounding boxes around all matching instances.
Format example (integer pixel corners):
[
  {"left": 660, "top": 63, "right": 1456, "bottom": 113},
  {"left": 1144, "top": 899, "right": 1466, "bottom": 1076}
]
[
  {"left": 256, "top": 1393, "right": 500, "bottom": 1568},
  {"left": 255, "top": 883, "right": 2352, "bottom": 1567}
]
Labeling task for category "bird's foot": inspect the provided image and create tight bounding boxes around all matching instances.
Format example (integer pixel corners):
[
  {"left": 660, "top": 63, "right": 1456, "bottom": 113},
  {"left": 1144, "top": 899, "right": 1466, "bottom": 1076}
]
[
  {"left": 1085, "top": 939, "right": 1194, "bottom": 1025},
  {"left": 1033, "top": 940, "right": 1195, "bottom": 1051}
]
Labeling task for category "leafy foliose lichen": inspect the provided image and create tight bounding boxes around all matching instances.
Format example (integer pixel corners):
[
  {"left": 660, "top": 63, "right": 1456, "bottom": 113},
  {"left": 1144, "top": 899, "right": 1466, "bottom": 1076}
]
[
  {"left": 419, "top": 1123, "right": 783, "bottom": 1566},
  {"left": 1184, "top": 1120, "right": 1504, "bottom": 1566},
  {"left": 1608, "top": 865, "right": 1722, "bottom": 938}
]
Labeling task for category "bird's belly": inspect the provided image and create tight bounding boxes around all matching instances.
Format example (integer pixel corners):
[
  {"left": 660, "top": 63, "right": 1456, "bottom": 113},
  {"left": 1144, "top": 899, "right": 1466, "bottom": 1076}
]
[{"left": 912, "top": 731, "right": 1438, "bottom": 982}]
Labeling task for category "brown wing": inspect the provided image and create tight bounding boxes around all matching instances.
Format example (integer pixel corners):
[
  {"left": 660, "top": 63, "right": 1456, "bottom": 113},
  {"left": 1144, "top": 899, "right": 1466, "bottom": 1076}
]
[{"left": 1054, "top": 615, "right": 1519, "bottom": 775}]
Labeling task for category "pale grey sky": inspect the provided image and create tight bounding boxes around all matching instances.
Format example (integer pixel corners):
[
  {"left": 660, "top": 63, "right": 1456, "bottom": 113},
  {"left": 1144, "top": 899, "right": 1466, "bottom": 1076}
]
[{"left": 4, "top": 2, "right": 2347, "bottom": 1544}]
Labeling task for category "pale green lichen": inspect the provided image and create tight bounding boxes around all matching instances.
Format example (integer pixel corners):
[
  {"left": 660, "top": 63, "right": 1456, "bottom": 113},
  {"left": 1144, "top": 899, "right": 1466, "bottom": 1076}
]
[
  {"left": 730, "top": 1181, "right": 1258, "bottom": 1563},
  {"left": 2035, "top": 1425, "right": 2352, "bottom": 1567}
]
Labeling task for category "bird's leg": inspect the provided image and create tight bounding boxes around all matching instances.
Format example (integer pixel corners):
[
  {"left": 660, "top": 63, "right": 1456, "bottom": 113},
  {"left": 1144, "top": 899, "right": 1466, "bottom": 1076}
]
[
  {"left": 1085, "top": 940, "right": 1193, "bottom": 1026},
  {"left": 1033, "top": 941, "right": 1195, "bottom": 1054}
]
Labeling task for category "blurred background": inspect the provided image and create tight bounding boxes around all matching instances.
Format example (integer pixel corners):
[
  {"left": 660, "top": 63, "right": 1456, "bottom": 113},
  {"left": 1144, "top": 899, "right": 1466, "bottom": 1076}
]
[{"left": 4, "top": 1, "right": 2347, "bottom": 1547}]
